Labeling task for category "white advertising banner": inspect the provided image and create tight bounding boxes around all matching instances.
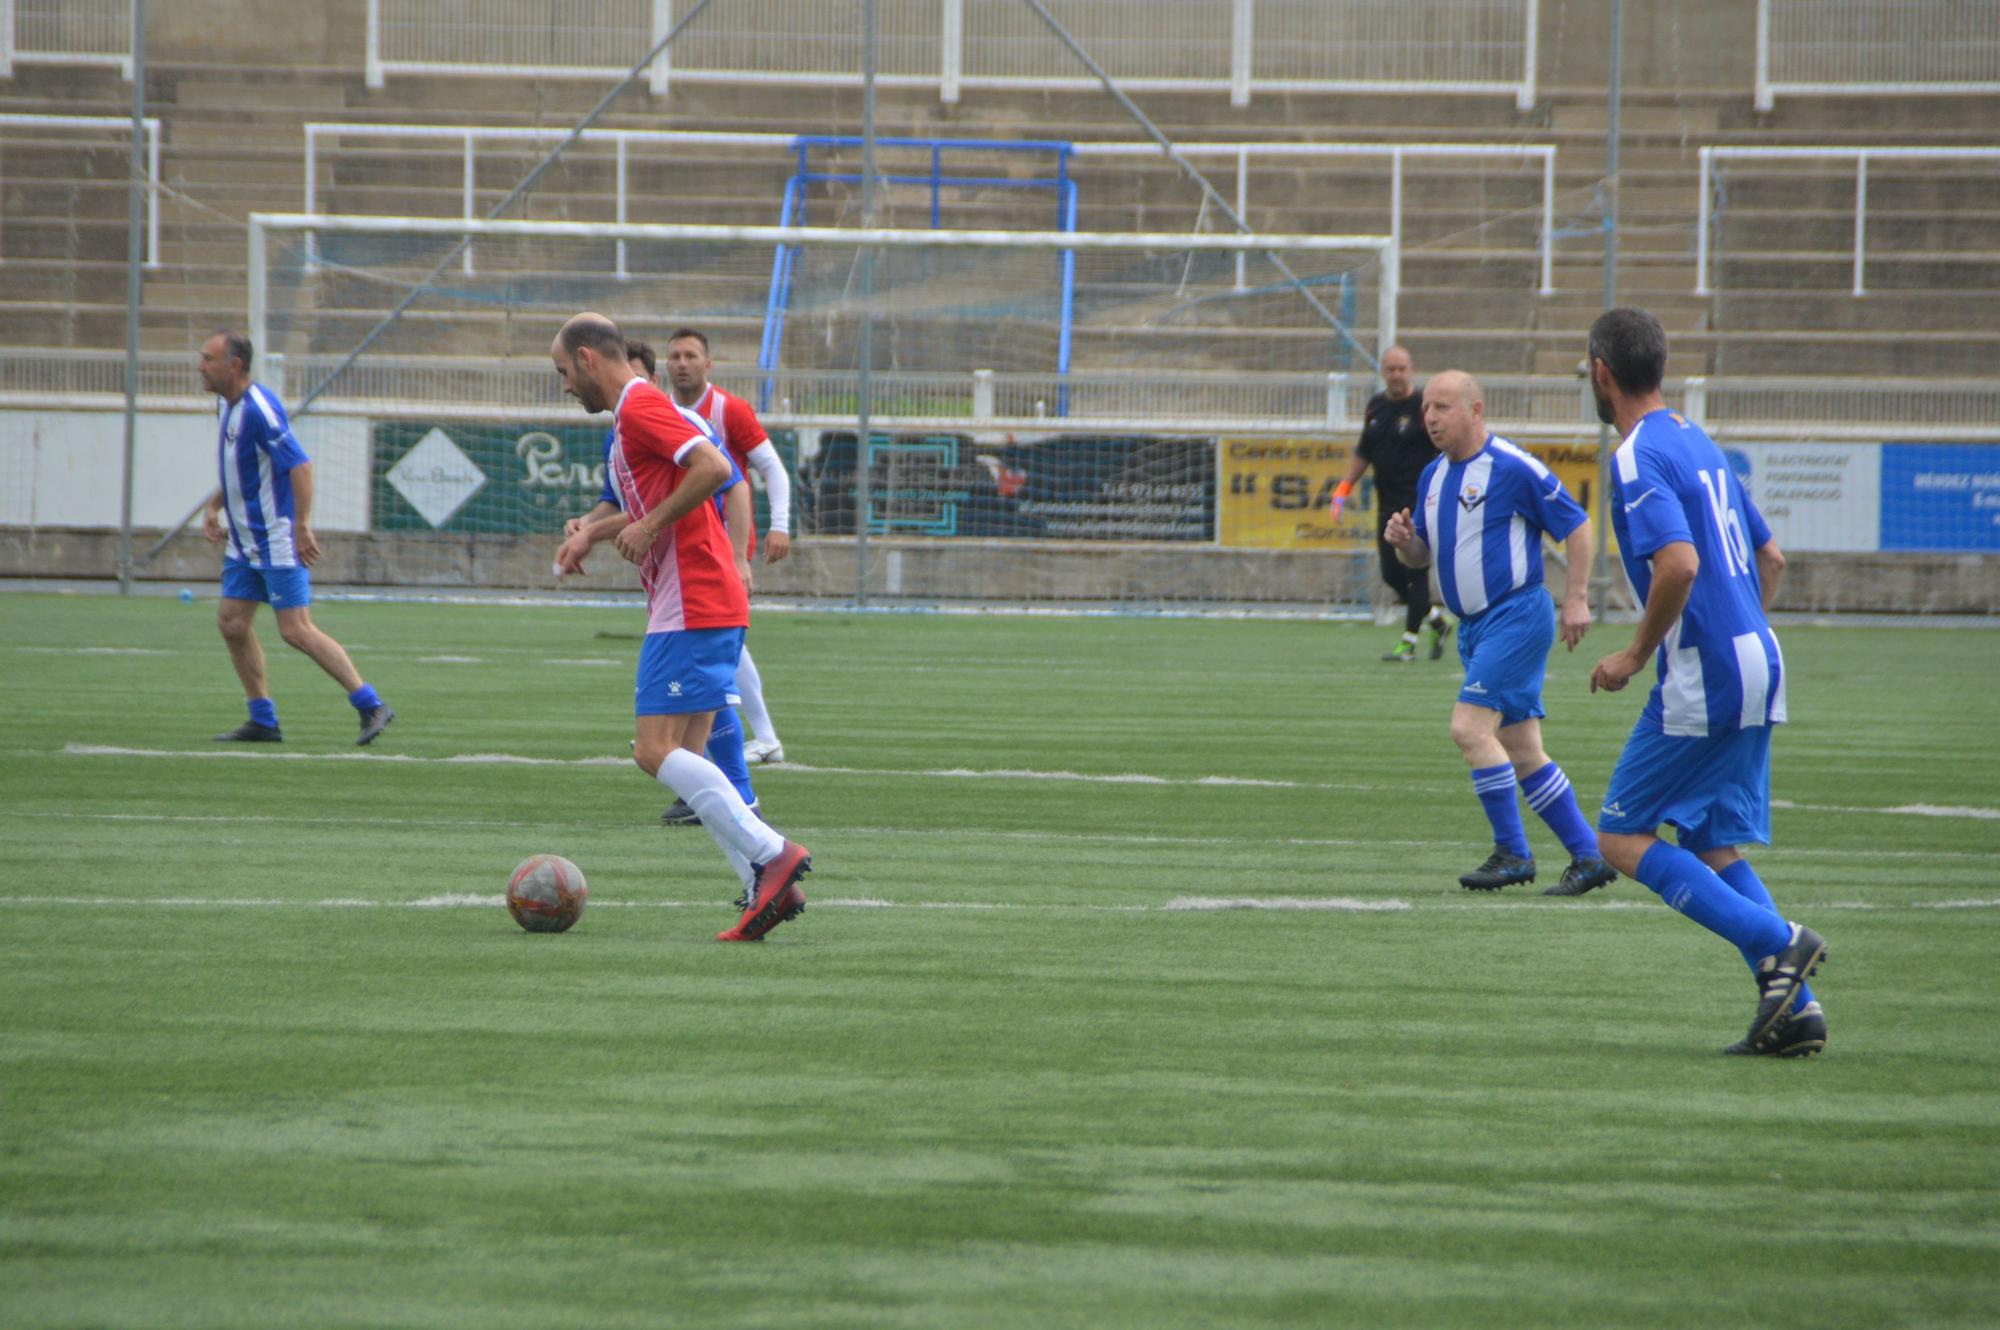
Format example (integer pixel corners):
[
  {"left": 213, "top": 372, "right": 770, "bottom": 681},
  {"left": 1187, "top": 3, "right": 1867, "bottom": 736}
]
[
  {"left": 0, "top": 408, "right": 370, "bottom": 532},
  {"left": 1723, "top": 442, "right": 1881, "bottom": 553}
]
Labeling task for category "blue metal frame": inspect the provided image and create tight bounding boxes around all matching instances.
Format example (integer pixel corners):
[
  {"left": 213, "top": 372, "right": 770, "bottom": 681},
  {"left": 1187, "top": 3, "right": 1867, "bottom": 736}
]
[{"left": 758, "top": 136, "right": 1079, "bottom": 414}]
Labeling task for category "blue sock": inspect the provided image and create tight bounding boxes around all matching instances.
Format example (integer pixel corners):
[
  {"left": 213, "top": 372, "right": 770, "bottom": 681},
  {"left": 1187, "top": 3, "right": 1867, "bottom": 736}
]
[
  {"left": 1635, "top": 841, "right": 1792, "bottom": 957},
  {"left": 249, "top": 697, "right": 278, "bottom": 729},
  {"left": 1718, "top": 859, "right": 1815, "bottom": 1011},
  {"left": 1470, "top": 763, "right": 1531, "bottom": 858},
  {"left": 706, "top": 706, "right": 757, "bottom": 806},
  {"left": 1520, "top": 762, "right": 1599, "bottom": 858},
  {"left": 348, "top": 683, "right": 382, "bottom": 712}
]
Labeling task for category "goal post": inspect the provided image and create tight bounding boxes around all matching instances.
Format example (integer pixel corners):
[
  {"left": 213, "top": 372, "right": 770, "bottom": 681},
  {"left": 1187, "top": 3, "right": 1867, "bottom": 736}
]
[{"left": 243, "top": 213, "right": 1400, "bottom": 609}]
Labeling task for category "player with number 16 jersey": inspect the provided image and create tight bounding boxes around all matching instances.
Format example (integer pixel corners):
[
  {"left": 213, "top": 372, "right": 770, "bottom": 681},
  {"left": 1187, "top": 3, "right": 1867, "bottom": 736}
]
[{"left": 1607, "top": 409, "right": 1785, "bottom": 741}]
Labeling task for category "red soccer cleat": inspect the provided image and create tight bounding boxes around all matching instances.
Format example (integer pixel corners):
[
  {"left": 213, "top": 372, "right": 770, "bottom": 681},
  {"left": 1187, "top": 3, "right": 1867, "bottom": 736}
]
[{"left": 715, "top": 839, "right": 811, "bottom": 942}]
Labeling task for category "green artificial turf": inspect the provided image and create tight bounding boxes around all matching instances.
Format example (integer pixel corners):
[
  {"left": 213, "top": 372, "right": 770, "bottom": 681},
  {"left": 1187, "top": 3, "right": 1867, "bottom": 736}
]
[{"left": 2, "top": 592, "right": 1996, "bottom": 1328}]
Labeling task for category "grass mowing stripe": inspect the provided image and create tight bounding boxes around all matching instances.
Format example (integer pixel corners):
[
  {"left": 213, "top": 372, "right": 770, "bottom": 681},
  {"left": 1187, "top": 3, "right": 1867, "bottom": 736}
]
[{"left": 5, "top": 595, "right": 1998, "bottom": 1329}]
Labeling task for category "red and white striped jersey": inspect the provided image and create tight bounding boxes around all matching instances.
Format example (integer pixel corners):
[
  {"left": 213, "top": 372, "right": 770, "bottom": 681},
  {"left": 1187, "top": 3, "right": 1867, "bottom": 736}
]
[{"left": 607, "top": 377, "right": 748, "bottom": 634}]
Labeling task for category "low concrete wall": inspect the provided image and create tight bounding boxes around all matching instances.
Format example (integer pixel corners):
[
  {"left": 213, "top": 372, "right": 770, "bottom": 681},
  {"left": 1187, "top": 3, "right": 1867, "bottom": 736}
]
[{"left": 4, "top": 529, "right": 1994, "bottom": 615}]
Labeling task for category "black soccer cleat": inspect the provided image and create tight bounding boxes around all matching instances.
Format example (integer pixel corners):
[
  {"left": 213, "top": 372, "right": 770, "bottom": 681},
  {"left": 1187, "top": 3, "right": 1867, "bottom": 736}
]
[
  {"left": 1724, "top": 1000, "right": 1827, "bottom": 1058},
  {"left": 1544, "top": 855, "right": 1618, "bottom": 897},
  {"left": 214, "top": 720, "right": 283, "bottom": 743},
  {"left": 1745, "top": 924, "right": 1828, "bottom": 1046},
  {"left": 356, "top": 704, "right": 396, "bottom": 746},
  {"left": 1459, "top": 849, "right": 1536, "bottom": 891}
]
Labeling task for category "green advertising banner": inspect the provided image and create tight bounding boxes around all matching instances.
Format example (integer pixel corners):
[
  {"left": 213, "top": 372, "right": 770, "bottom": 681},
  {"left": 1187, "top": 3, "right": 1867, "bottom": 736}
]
[{"left": 372, "top": 422, "right": 796, "bottom": 534}]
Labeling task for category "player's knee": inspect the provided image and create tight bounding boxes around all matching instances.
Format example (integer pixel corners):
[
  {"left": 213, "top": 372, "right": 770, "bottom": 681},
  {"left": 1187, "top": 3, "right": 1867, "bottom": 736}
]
[
  {"left": 1447, "top": 714, "right": 1488, "bottom": 755},
  {"left": 216, "top": 609, "right": 252, "bottom": 639},
  {"left": 1598, "top": 833, "right": 1649, "bottom": 877},
  {"left": 632, "top": 741, "right": 668, "bottom": 778},
  {"left": 278, "top": 621, "right": 317, "bottom": 651}
]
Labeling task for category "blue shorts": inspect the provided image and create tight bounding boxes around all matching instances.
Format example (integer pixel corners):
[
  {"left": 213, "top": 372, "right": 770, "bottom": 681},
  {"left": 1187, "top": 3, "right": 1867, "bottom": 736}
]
[
  {"left": 635, "top": 627, "right": 745, "bottom": 716},
  {"left": 1454, "top": 590, "right": 1554, "bottom": 727},
  {"left": 221, "top": 559, "right": 311, "bottom": 610},
  {"left": 1598, "top": 722, "right": 1773, "bottom": 852}
]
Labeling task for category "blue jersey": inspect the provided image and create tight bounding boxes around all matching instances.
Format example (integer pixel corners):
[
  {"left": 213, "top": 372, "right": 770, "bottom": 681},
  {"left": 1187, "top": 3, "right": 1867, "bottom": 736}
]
[
  {"left": 1611, "top": 408, "right": 1787, "bottom": 738},
  {"left": 1413, "top": 434, "right": 1588, "bottom": 621},
  {"left": 216, "top": 382, "right": 310, "bottom": 569}
]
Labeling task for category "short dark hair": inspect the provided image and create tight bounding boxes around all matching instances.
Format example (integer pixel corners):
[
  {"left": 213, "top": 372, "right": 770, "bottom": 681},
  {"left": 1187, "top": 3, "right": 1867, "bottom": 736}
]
[
  {"left": 558, "top": 313, "right": 625, "bottom": 361},
  {"left": 666, "top": 327, "right": 709, "bottom": 353},
  {"left": 624, "top": 338, "right": 657, "bottom": 377},
  {"left": 212, "top": 329, "right": 253, "bottom": 372},
  {"left": 1587, "top": 308, "right": 1668, "bottom": 395}
]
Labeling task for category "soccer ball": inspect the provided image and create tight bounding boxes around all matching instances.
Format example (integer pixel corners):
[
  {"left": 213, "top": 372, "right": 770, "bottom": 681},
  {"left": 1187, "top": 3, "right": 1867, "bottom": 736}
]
[{"left": 507, "top": 854, "right": 588, "bottom": 933}]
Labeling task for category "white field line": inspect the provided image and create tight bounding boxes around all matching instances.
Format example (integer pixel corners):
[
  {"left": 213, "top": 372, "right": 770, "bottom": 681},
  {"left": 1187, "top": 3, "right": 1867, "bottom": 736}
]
[
  {"left": 15, "top": 646, "right": 173, "bottom": 655},
  {"left": 51, "top": 744, "right": 1420, "bottom": 792},
  {"left": 47, "top": 744, "right": 2000, "bottom": 820},
  {"left": 5, "top": 895, "right": 1998, "bottom": 915}
]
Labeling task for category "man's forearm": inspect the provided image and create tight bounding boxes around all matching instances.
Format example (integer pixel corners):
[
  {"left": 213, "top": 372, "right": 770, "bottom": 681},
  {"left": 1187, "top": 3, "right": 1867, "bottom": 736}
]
[
  {"left": 1628, "top": 564, "right": 1695, "bottom": 661},
  {"left": 1395, "top": 539, "right": 1431, "bottom": 569},
  {"left": 290, "top": 463, "right": 315, "bottom": 527},
  {"left": 580, "top": 507, "right": 628, "bottom": 544},
  {"left": 1562, "top": 524, "right": 1593, "bottom": 605}
]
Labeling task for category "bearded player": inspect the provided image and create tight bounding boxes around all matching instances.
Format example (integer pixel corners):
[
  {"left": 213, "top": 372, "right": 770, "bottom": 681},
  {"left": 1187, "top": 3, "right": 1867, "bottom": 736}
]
[{"left": 550, "top": 312, "right": 810, "bottom": 942}]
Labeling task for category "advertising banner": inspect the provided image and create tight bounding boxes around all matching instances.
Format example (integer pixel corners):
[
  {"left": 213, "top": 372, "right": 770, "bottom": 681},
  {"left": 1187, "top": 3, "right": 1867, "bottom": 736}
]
[
  {"left": 373, "top": 422, "right": 605, "bottom": 533},
  {"left": 1879, "top": 442, "right": 2000, "bottom": 552},
  {"left": 1218, "top": 436, "right": 1602, "bottom": 550},
  {"left": 797, "top": 431, "right": 1215, "bottom": 541},
  {"left": 1723, "top": 443, "right": 1880, "bottom": 553}
]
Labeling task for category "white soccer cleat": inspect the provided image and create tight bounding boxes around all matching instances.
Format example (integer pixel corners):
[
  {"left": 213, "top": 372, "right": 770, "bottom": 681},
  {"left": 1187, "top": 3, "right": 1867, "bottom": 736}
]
[{"left": 743, "top": 738, "right": 786, "bottom": 765}]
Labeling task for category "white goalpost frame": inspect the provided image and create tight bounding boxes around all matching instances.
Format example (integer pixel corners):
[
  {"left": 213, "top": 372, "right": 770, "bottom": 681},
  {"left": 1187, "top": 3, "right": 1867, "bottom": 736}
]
[{"left": 246, "top": 212, "right": 1401, "bottom": 385}]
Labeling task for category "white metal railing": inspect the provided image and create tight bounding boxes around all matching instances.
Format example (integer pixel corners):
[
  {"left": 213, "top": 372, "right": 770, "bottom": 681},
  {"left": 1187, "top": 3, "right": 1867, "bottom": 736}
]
[
  {"left": 9, "top": 351, "right": 1997, "bottom": 445},
  {"left": 304, "top": 125, "right": 801, "bottom": 277},
  {"left": 0, "top": 113, "right": 161, "bottom": 268},
  {"left": 1072, "top": 141, "right": 1557, "bottom": 295},
  {"left": 1755, "top": 0, "right": 2000, "bottom": 111},
  {"left": 0, "top": 0, "right": 133, "bottom": 79},
  {"left": 366, "top": 0, "right": 1539, "bottom": 109},
  {"left": 1696, "top": 146, "right": 2000, "bottom": 296},
  {"left": 301, "top": 126, "right": 1554, "bottom": 303}
]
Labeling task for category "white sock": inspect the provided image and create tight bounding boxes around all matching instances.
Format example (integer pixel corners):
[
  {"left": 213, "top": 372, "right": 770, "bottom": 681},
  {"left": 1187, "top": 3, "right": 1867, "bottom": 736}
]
[
  {"left": 720, "top": 841, "right": 756, "bottom": 894},
  {"left": 735, "top": 646, "right": 778, "bottom": 746},
  {"left": 658, "top": 747, "right": 785, "bottom": 866}
]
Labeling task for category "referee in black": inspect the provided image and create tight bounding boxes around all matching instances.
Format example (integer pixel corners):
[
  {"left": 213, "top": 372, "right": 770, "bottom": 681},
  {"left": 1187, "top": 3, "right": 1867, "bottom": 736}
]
[{"left": 1329, "top": 345, "right": 1452, "bottom": 661}]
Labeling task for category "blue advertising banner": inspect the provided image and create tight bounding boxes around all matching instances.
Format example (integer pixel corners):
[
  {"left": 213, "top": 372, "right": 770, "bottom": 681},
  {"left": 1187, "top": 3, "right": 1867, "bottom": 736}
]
[{"left": 1880, "top": 443, "right": 2000, "bottom": 552}]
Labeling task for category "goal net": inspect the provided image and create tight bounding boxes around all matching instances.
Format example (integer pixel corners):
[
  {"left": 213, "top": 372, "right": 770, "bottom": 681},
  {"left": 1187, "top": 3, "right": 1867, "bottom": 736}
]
[{"left": 249, "top": 214, "right": 1397, "bottom": 609}]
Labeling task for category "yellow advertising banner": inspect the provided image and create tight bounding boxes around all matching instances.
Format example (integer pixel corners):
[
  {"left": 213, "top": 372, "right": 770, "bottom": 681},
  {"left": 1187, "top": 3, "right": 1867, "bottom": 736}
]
[
  {"left": 1217, "top": 438, "right": 1375, "bottom": 550},
  {"left": 1218, "top": 437, "right": 1607, "bottom": 550}
]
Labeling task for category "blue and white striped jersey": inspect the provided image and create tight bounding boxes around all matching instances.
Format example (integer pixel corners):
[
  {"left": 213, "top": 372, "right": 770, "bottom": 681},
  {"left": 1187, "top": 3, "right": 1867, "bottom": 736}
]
[
  {"left": 1611, "top": 409, "right": 1786, "bottom": 738},
  {"left": 1412, "top": 434, "right": 1589, "bottom": 621},
  {"left": 216, "top": 383, "right": 309, "bottom": 568}
]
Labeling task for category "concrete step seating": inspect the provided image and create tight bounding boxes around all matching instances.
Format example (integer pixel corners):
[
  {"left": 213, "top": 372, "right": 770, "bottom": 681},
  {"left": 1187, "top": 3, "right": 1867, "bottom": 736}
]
[{"left": 5, "top": 59, "right": 1996, "bottom": 380}]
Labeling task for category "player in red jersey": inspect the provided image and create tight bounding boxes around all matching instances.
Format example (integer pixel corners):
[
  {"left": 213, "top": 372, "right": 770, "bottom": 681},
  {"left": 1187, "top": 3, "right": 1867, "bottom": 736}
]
[
  {"left": 550, "top": 313, "right": 809, "bottom": 942},
  {"left": 662, "top": 328, "right": 792, "bottom": 765}
]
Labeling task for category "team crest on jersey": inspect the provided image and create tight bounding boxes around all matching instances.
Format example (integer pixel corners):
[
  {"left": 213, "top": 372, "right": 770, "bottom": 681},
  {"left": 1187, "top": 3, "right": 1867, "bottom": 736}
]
[
  {"left": 1458, "top": 484, "right": 1486, "bottom": 512},
  {"left": 1397, "top": 413, "right": 1414, "bottom": 432}
]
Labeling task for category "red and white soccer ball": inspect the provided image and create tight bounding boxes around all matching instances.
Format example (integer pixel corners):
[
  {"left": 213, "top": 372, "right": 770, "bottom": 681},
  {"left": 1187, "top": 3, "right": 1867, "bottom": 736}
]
[{"left": 507, "top": 854, "right": 588, "bottom": 933}]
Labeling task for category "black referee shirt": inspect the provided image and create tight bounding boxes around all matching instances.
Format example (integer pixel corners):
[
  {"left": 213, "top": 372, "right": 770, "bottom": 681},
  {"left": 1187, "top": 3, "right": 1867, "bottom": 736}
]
[{"left": 1355, "top": 388, "right": 1437, "bottom": 507}]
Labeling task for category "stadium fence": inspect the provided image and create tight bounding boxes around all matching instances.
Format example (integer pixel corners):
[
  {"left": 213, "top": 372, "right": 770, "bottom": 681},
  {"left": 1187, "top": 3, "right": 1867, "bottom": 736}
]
[
  {"left": 1697, "top": 145, "right": 2000, "bottom": 297},
  {"left": 0, "top": 0, "right": 133, "bottom": 78},
  {"left": 1755, "top": 0, "right": 2000, "bottom": 110},
  {"left": 365, "top": 0, "right": 1541, "bottom": 109}
]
